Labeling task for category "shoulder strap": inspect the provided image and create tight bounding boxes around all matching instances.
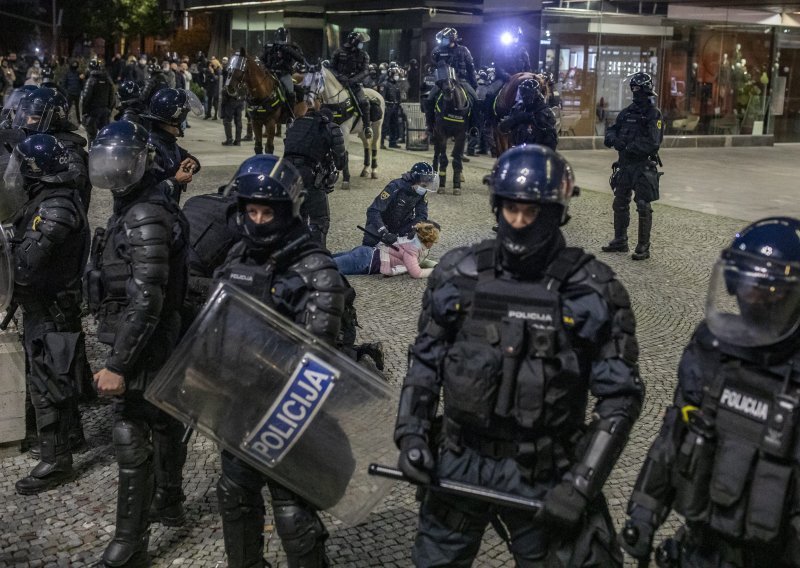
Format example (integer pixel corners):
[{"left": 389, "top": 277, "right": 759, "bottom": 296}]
[
  {"left": 473, "top": 239, "right": 496, "bottom": 284},
  {"left": 545, "top": 247, "right": 594, "bottom": 290}
]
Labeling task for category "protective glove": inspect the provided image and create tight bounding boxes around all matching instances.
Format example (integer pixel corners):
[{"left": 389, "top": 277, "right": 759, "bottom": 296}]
[
  {"left": 618, "top": 508, "right": 656, "bottom": 560},
  {"left": 379, "top": 229, "right": 398, "bottom": 245},
  {"left": 614, "top": 140, "right": 627, "bottom": 152},
  {"left": 398, "top": 435, "right": 435, "bottom": 485},
  {"left": 541, "top": 479, "right": 589, "bottom": 528}
]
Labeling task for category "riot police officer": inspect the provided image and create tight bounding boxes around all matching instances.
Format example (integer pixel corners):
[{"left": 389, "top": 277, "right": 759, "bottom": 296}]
[
  {"left": 213, "top": 154, "right": 347, "bottom": 568},
  {"left": 140, "top": 60, "right": 169, "bottom": 106},
  {"left": 494, "top": 27, "right": 532, "bottom": 82},
  {"left": 426, "top": 27, "right": 478, "bottom": 133},
  {"left": 114, "top": 80, "right": 147, "bottom": 125},
  {"left": 498, "top": 78, "right": 558, "bottom": 150},
  {"left": 602, "top": 72, "right": 663, "bottom": 260},
  {"left": 282, "top": 107, "right": 346, "bottom": 248},
  {"left": 395, "top": 145, "right": 643, "bottom": 566},
  {"left": 620, "top": 216, "right": 800, "bottom": 567},
  {"left": 13, "top": 87, "right": 92, "bottom": 210},
  {"left": 142, "top": 87, "right": 202, "bottom": 204},
  {"left": 220, "top": 82, "right": 246, "bottom": 147},
  {"left": 80, "top": 59, "right": 114, "bottom": 143},
  {"left": 331, "top": 30, "right": 373, "bottom": 138},
  {"left": 86, "top": 121, "right": 190, "bottom": 567},
  {"left": 5, "top": 134, "right": 89, "bottom": 495},
  {"left": 262, "top": 27, "right": 305, "bottom": 113},
  {"left": 380, "top": 66, "right": 402, "bottom": 149},
  {"left": 361, "top": 162, "right": 434, "bottom": 247}
]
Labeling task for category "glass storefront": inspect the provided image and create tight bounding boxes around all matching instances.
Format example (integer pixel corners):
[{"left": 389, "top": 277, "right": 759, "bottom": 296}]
[{"left": 538, "top": 9, "right": 784, "bottom": 138}]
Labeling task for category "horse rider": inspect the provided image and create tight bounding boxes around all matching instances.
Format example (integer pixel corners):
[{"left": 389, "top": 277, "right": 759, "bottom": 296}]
[
  {"left": 331, "top": 30, "right": 373, "bottom": 138},
  {"left": 262, "top": 27, "right": 305, "bottom": 117},
  {"left": 425, "top": 27, "right": 479, "bottom": 136}
]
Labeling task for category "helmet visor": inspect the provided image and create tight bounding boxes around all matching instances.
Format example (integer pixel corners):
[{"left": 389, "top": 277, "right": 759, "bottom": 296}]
[
  {"left": 88, "top": 144, "right": 148, "bottom": 193},
  {"left": 223, "top": 158, "right": 303, "bottom": 199},
  {"left": 12, "top": 98, "right": 54, "bottom": 132},
  {"left": 416, "top": 172, "right": 439, "bottom": 191},
  {"left": 706, "top": 258, "right": 800, "bottom": 347},
  {"left": 184, "top": 89, "right": 205, "bottom": 117},
  {"left": 1, "top": 90, "right": 26, "bottom": 121}
]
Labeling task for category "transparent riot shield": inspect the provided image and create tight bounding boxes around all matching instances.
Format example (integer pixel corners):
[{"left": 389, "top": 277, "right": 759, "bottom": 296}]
[
  {"left": 146, "top": 282, "right": 398, "bottom": 525},
  {"left": 0, "top": 128, "right": 27, "bottom": 222},
  {"left": 0, "top": 224, "right": 13, "bottom": 312}
]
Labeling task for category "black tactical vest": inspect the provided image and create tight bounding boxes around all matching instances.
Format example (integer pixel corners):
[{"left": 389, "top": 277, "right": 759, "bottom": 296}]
[
  {"left": 672, "top": 354, "right": 800, "bottom": 546},
  {"left": 443, "top": 241, "right": 591, "bottom": 438}
]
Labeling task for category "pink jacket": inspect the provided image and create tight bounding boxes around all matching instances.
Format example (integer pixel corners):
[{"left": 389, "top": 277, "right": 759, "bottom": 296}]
[{"left": 378, "top": 236, "right": 433, "bottom": 278}]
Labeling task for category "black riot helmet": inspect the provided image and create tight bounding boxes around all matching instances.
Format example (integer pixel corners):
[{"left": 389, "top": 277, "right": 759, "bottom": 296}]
[
  {"left": 407, "top": 161, "right": 438, "bottom": 188},
  {"left": 345, "top": 31, "right": 369, "bottom": 50},
  {"left": 630, "top": 72, "right": 654, "bottom": 94},
  {"left": 226, "top": 154, "right": 305, "bottom": 247},
  {"left": 436, "top": 27, "right": 459, "bottom": 46},
  {"left": 707, "top": 217, "right": 800, "bottom": 348},
  {"left": 275, "top": 27, "right": 288, "bottom": 44},
  {"left": 3, "top": 133, "right": 76, "bottom": 194},
  {"left": 88, "top": 121, "right": 153, "bottom": 196},
  {"left": 142, "top": 87, "right": 204, "bottom": 131},
  {"left": 484, "top": 145, "right": 578, "bottom": 265},
  {"left": 117, "top": 80, "right": 142, "bottom": 105},
  {"left": 517, "top": 78, "right": 543, "bottom": 105},
  {"left": 12, "top": 87, "right": 69, "bottom": 133}
]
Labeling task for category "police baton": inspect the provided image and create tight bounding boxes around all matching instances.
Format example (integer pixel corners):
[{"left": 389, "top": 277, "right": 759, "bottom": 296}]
[
  {"left": 368, "top": 461, "right": 544, "bottom": 513},
  {"left": 621, "top": 523, "right": 652, "bottom": 568},
  {"left": 180, "top": 425, "right": 194, "bottom": 446},
  {"left": 356, "top": 225, "right": 400, "bottom": 251},
  {"left": 0, "top": 302, "right": 18, "bottom": 331}
]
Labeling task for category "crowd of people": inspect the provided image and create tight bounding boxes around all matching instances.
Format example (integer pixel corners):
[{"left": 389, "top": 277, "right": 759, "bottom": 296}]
[{"left": 2, "top": 24, "right": 797, "bottom": 568}]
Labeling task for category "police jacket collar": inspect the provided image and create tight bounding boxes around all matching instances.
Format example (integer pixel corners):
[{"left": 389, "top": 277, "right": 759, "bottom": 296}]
[{"left": 697, "top": 321, "right": 800, "bottom": 368}]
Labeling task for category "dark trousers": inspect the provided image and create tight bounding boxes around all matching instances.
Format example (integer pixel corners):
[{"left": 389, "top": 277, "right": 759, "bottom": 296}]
[
  {"left": 382, "top": 103, "right": 401, "bottom": 145},
  {"left": 205, "top": 87, "right": 219, "bottom": 118},
  {"left": 300, "top": 186, "right": 331, "bottom": 249},
  {"left": 84, "top": 108, "right": 110, "bottom": 143},
  {"left": 222, "top": 99, "right": 245, "bottom": 142},
  {"left": 67, "top": 94, "right": 81, "bottom": 125}
]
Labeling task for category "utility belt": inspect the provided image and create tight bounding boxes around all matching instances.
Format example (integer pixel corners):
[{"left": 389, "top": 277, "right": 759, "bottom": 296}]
[
  {"left": 22, "top": 289, "right": 83, "bottom": 330},
  {"left": 444, "top": 417, "right": 574, "bottom": 480}
]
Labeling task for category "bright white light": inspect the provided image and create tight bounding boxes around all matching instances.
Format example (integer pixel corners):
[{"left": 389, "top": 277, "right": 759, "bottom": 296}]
[{"left": 500, "top": 32, "right": 514, "bottom": 45}]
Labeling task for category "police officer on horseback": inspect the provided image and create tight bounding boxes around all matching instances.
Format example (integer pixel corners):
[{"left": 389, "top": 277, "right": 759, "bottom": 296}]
[
  {"left": 620, "top": 216, "right": 800, "bottom": 567},
  {"left": 426, "top": 27, "right": 479, "bottom": 135},
  {"left": 395, "top": 145, "right": 642, "bottom": 567},
  {"left": 602, "top": 72, "right": 663, "bottom": 261},
  {"left": 331, "top": 31, "right": 374, "bottom": 138},
  {"left": 494, "top": 27, "right": 532, "bottom": 82},
  {"left": 498, "top": 77, "right": 558, "bottom": 150},
  {"left": 262, "top": 27, "right": 305, "bottom": 115}
]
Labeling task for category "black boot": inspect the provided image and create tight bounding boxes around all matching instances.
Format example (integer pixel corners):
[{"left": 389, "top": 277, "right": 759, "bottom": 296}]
[
  {"left": 601, "top": 208, "right": 630, "bottom": 253},
  {"left": 17, "top": 414, "right": 75, "bottom": 495},
  {"left": 356, "top": 342, "right": 384, "bottom": 371},
  {"left": 29, "top": 403, "right": 87, "bottom": 460},
  {"left": 453, "top": 173, "right": 462, "bottom": 196},
  {"left": 149, "top": 425, "right": 188, "bottom": 526},
  {"left": 632, "top": 212, "right": 652, "bottom": 261},
  {"left": 437, "top": 174, "right": 447, "bottom": 194},
  {"left": 221, "top": 121, "right": 234, "bottom": 145},
  {"left": 217, "top": 476, "right": 271, "bottom": 568},
  {"left": 102, "top": 464, "right": 153, "bottom": 567}
]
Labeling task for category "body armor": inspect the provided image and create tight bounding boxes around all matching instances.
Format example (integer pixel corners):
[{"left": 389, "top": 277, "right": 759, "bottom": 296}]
[
  {"left": 81, "top": 71, "right": 114, "bottom": 113},
  {"left": 141, "top": 71, "right": 169, "bottom": 105},
  {"left": 330, "top": 49, "right": 369, "bottom": 84},
  {"left": 500, "top": 102, "right": 558, "bottom": 150},
  {"left": 284, "top": 113, "right": 345, "bottom": 168},
  {"left": 430, "top": 45, "right": 477, "bottom": 88},
  {"left": 382, "top": 81, "right": 402, "bottom": 104},
  {"left": 262, "top": 43, "right": 304, "bottom": 74},
  {"left": 182, "top": 193, "right": 240, "bottom": 278}
]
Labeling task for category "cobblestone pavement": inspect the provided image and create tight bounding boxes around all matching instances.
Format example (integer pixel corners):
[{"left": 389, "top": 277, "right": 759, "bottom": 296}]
[{"left": 0, "top": 121, "right": 754, "bottom": 567}]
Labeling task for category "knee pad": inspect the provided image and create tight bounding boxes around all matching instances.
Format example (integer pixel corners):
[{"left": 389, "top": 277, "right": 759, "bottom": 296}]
[
  {"left": 272, "top": 502, "right": 328, "bottom": 556},
  {"left": 217, "top": 475, "right": 264, "bottom": 521},
  {"left": 113, "top": 419, "right": 152, "bottom": 468},
  {"left": 635, "top": 200, "right": 652, "bottom": 216},
  {"left": 612, "top": 194, "right": 630, "bottom": 213}
]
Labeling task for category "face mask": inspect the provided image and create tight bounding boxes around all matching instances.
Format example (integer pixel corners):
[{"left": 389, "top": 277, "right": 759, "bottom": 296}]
[
  {"left": 357, "top": 42, "right": 364, "bottom": 50},
  {"left": 34, "top": 63, "right": 40, "bottom": 68},
  {"left": 414, "top": 185, "right": 428, "bottom": 196},
  {"left": 393, "top": 75, "right": 400, "bottom": 81},
  {"left": 381, "top": 69, "right": 387, "bottom": 75}
]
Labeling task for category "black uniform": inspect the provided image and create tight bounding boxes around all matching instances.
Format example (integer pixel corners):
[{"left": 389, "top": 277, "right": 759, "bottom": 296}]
[
  {"left": 148, "top": 126, "right": 201, "bottom": 204},
  {"left": 494, "top": 45, "right": 532, "bottom": 82},
  {"left": 395, "top": 236, "right": 643, "bottom": 566},
  {"left": 262, "top": 41, "right": 305, "bottom": 106},
  {"left": 499, "top": 99, "right": 558, "bottom": 150},
  {"left": 80, "top": 69, "right": 114, "bottom": 142},
  {"left": 283, "top": 110, "right": 346, "bottom": 248},
  {"left": 221, "top": 87, "right": 246, "bottom": 145},
  {"left": 88, "top": 181, "right": 190, "bottom": 567},
  {"left": 140, "top": 69, "right": 169, "bottom": 106},
  {"left": 50, "top": 129, "right": 92, "bottom": 212},
  {"left": 12, "top": 183, "right": 89, "bottom": 494},
  {"left": 603, "top": 95, "right": 663, "bottom": 256},
  {"left": 380, "top": 78, "right": 402, "bottom": 147},
  {"left": 362, "top": 176, "right": 428, "bottom": 246},
  {"left": 214, "top": 220, "right": 347, "bottom": 568},
  {"left": 114, "top": 100, "right": 148, "bottom": 125},
  {"left": 330, "top": 47, "right": 372, "bottom": 131}
]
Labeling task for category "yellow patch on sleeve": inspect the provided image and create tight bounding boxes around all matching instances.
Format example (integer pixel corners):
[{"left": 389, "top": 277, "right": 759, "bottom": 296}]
[
  {"left": 563, "top": 315, "right": 575, "bottom": 326},
  {"left": 656, "top": 119, "right": 662, "bottom": 130},
  {"left": 380, "top": 191, "right": 390, "bottom": 200},
  {"left": 32, "top": 215, "right": 42, "bottom": 231},
  {"left": 681, "top": 405, "right": 699, "bottom": 423}
]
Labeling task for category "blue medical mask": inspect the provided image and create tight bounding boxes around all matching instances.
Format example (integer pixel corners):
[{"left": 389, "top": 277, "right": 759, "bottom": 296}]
[
  {"left": 357, "top": 42, "right": 364, "bottom": 50},
  {"left": 414, "top": 185, "right": 428, "bottom": 196}
]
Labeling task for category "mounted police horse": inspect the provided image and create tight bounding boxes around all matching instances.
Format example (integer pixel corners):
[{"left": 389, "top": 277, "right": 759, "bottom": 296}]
[
  {"left": 430, "top": 63, "right": 471, "bottom": 195},
  {"left": 225, "top": 48, "right": 314, "bottom": 154},
  {"left": 489, "top": 71, "right": 542, "bottom": 155},
  {"left": 318, "top": 66, "right": 384, "bottom": 189}
]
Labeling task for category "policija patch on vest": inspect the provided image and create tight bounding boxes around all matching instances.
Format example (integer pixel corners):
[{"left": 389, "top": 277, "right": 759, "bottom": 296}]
[
  {"left": 380, "top": 190, "right": 390, "bottom": 200},
  {"left": 241, "top": 353, "right": 338, "bottom": 467},
  {"left": 719, "top": 387, "right": 769, "bottom": 422}
]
